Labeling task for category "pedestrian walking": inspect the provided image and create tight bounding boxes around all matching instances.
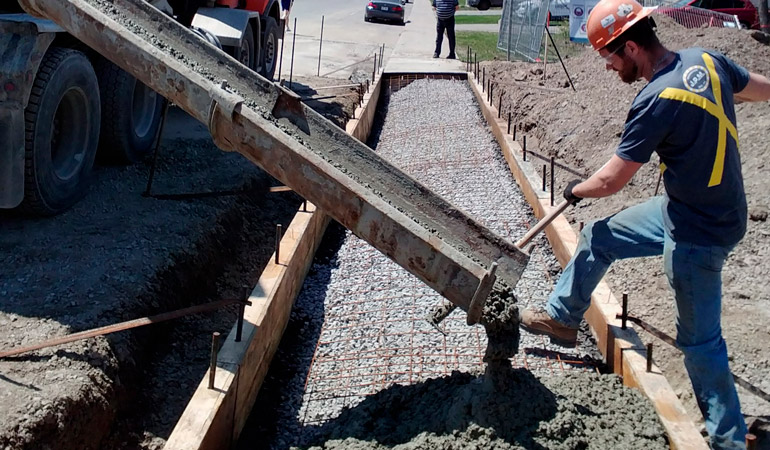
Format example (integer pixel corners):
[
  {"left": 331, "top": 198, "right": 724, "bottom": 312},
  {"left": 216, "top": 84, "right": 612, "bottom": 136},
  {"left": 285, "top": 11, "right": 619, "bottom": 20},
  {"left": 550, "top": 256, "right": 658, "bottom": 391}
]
[
  {"left": 517, "top": 0, "right": 770, "bottom": 448},
  {"left": 432, "top": 0, "right": 459, "bottom": 59}
]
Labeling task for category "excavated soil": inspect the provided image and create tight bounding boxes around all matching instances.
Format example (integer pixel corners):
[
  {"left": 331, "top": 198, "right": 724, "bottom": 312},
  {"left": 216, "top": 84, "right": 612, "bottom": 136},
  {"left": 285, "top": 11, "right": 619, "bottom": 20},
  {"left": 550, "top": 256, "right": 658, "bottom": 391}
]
[
  {"left": 484, "top": 14, "right": 770, "bottom": 439},
  {"left": 0, "top": 75, "right": 358, "bottom": 450}
]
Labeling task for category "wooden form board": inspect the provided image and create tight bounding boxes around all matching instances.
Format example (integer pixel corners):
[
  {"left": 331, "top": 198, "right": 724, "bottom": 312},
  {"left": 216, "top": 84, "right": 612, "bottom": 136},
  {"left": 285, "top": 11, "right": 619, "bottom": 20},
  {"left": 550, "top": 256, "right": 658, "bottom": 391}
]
[
  {"left": 467, "top": 76, "right": 708, "bottom": 450},
  {"left": 164, "top": 72, "right": 386, "bottom": 450}
]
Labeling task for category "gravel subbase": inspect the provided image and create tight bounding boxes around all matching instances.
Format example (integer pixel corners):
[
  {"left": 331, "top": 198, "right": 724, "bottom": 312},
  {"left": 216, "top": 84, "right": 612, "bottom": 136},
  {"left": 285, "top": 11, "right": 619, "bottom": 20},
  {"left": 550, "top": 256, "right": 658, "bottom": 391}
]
[{"left": 237, "top": 79, "right": 667, "bottom": 449}]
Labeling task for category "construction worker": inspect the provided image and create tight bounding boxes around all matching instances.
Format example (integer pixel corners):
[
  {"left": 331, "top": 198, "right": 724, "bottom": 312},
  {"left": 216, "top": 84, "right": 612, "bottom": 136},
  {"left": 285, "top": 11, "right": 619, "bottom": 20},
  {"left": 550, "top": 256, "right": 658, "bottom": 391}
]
[{"left": 518, "top": 0, "right": 770, "bottom": 448}]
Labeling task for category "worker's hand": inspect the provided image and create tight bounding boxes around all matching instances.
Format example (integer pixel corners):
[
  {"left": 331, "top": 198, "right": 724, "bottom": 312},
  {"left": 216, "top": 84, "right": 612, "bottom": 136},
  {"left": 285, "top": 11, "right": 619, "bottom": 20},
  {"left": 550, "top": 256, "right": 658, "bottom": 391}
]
[{"left": 563, "top": 179, "right": 583, "bottom": 204}]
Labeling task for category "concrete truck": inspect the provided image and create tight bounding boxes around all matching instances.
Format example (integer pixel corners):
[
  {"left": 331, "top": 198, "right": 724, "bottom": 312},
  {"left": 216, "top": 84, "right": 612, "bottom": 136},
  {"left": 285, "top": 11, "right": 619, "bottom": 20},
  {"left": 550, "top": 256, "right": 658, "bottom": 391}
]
[{"left": 0, "top": 0, "right": 285, "bottom": 215}]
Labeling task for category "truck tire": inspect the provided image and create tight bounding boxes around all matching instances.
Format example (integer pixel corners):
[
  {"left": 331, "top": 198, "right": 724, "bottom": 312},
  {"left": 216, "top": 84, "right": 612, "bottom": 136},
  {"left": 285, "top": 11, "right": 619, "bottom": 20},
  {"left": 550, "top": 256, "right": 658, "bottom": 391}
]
[
  {"left": 259, "top": 17, "right": 279, "bottom": 80},
  {"left": 22, "top": 48, "right": 100, "bottom": 216},
  {"left": 477, "top": 0, "right": 491, "bottom": 10},
  {"left": 232, "top": 22, "right": 256, "bottom": 71},
  {"left": 94, "top": 59, "right": 164, "bottom": 164}
]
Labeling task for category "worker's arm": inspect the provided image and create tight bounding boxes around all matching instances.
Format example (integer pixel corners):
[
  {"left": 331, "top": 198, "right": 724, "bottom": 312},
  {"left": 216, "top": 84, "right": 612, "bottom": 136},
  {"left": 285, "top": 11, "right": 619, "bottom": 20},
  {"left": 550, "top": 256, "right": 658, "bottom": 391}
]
[
  {"left": 572, "top": 155, "right": 643, "bottom": 199},
  {"left": 735, "top": 72, "right": 770, "bottom": 102}
]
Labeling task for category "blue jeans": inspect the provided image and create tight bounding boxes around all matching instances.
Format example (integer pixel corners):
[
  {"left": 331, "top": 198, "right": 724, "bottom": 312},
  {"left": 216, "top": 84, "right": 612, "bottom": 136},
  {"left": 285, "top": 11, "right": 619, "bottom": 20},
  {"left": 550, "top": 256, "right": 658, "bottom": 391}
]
[{"left": 547, "top": 197, "right": 747, "bottom": 450}]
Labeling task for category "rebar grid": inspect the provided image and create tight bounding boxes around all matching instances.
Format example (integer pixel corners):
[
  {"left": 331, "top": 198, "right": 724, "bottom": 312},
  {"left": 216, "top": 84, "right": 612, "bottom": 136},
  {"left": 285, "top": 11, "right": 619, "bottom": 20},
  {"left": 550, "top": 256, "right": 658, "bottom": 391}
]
[{"left": 296, "top": 77, "right": 601, "bottom": 427}]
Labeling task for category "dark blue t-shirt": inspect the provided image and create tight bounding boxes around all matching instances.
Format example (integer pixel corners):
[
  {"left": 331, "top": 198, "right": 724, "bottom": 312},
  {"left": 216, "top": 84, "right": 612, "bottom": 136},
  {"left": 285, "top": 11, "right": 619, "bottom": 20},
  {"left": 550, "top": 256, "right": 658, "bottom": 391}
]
[
  {"left": 432, "top": 0, "right": 459, "bottom": 19},
  {"left": 616, "top": 48, "right": 750, "bottom": 246}
]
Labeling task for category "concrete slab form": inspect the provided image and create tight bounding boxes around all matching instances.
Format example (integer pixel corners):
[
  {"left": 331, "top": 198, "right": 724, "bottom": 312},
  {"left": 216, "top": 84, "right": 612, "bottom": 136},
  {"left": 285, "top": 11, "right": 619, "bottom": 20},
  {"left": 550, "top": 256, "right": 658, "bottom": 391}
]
[
  {"left": 467, "top": 74, "right": 708, "bottom": 450},
  {"left": 162, "top": 72, "right": 704, "bottom": 450}
]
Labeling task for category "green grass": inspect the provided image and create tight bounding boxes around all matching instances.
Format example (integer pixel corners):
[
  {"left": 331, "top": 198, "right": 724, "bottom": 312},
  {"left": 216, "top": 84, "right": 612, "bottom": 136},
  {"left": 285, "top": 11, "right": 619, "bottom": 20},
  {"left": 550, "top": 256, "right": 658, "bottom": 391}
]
[
  {"left": 454, "top": 15, "right": 502, "bottom": 24},
  {"left": 455, "top": 27, "right": 586, "bottom": 63}
]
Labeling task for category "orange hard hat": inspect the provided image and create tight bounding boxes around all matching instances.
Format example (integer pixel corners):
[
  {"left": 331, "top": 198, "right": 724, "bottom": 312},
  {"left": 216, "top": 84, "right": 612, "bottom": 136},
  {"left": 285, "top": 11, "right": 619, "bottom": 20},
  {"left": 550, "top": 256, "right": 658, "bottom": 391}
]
[{"left": 586, "top": 0, "right": 654, "bottom": 51}]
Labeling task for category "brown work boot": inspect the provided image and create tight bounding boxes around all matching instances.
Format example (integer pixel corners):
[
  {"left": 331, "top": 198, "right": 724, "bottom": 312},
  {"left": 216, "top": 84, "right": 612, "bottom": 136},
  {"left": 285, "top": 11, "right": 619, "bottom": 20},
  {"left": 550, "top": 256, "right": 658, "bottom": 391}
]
[{"left": 520, "top": 307, "right": 578, "bottom": 348}]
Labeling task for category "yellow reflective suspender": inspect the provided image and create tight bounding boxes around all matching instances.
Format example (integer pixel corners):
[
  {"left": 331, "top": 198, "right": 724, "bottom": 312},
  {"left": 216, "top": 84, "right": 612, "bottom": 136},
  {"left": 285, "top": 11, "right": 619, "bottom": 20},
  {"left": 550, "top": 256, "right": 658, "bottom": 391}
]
[{"left": 657, "top": 53, "right": 739, "bottom": 187}]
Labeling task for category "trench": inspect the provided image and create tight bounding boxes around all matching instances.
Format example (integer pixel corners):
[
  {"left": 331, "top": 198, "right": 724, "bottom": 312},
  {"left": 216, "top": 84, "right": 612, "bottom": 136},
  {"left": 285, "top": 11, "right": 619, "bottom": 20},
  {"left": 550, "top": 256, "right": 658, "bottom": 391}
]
[{"left": 235, "top": 76, "right": 667, "bottom": 449}]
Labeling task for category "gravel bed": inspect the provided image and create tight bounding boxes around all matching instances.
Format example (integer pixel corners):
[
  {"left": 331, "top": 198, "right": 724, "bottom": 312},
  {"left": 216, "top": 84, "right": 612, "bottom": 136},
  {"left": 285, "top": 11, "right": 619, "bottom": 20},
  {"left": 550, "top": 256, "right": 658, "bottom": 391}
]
[{"left": 235, "top": 79, "right": 662, "bottom": 450}]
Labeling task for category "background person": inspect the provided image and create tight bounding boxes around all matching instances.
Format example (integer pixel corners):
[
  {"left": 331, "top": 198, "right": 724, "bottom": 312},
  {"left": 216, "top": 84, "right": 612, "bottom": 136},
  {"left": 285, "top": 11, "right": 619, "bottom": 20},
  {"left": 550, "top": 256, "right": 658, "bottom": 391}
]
[
  {"left": 432, "top": 0, "right": 459, "bottom": 59},
  {"left": 517, "top": 0, "right": 770, "bottom": 448}
]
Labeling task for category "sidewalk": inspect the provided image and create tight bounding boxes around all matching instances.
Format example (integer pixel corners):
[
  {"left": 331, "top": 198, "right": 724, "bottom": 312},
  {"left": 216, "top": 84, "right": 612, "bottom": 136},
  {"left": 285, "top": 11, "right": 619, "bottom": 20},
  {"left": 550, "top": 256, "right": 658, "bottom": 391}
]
[{"left": 386, "top": 0, "right": 465, "bottom": 73}]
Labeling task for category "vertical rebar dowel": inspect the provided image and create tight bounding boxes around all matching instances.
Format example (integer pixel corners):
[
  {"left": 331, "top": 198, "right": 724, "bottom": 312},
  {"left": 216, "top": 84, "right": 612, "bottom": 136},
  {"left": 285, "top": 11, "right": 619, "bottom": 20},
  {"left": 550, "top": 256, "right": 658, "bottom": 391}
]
[
  {"left": 513, "top": 125, "right": 517, "bottom": 141},
  {"left": 143, "top": 99, "right": 170, "bottom": 197},
  {"left": 467, "top": 46, "right": 471, "bottom": 72},
  {"left": 278, "top": 18, "right": 287, "bottom": 82},
  {"left": 208, "top": 332, "right": 221, "bottom": 389},
  {"left": 747, "top": 433, "right": 757, "bottom": 450},
  {"left": 275, "top": 224, "right": 283, "bottom": 264},
  {"left": 366, "top": 79, "right": 370, "bottom": 93},
  {"left": 380, "top": 44, "right": 384, "bottom": 70},
  {"left": 482, "top": 67, "right": 485, "bottom": 90},
  {"left": 373, "top": 53, "right": 377, "bottom": 83},
  {"left": 523, "top": 135, "right": 527, "bottom": 161},
  {"left": 550, "top": 156, "right": 555, "bottom": 206},
  {"left": 507, "top": 112, "right": 512, "bottom": 134},
  {"left": 498, "top": 90, "right": 503, "bottom": 118},
  {"left": 289, "top": 18, "right": 297, "bottom": 90},
  {"left": 235, "top": 302, "right": 245, "bottom": 342},
  {"left": 542, "top": 165, "right": 547, "bottom": 191},
  {"left": 317, "top": 16, "right": 324, "bottom": 76},
  {"left": 646, "top": 343, "right": 654, "bottom": 372},
  {"left": 475, "top": 55, "right": 478, "bottom": 79},
  {"left": 303, "top": 200, "right": 307, "bottom": 212},
  {"left": 489, "top": 82, "right": 493, "bottom": 103},
  {"left": 622, "top": 292, "right": 628, "bottom": 330}
]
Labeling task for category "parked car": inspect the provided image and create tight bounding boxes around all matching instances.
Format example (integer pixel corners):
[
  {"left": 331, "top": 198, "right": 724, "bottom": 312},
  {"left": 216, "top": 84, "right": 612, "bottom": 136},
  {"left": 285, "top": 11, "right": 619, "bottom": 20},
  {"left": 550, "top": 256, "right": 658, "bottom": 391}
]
[
  {"left": 468, "top": 0, "right": 503, "bottom": 10},
  {"left": 365, "top": 0, "right": 406, "bottom": 25},
  {"left": 671, "top": 0, "right": 760, "bottom": 28},
  {"left": 469, "top": 0, "right": 570, "bottom": 19}
]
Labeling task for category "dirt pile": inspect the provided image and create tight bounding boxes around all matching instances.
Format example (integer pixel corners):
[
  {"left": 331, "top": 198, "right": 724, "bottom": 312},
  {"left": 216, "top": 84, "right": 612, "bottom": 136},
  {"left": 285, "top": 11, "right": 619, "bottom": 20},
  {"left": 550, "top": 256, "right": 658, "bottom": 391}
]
[
  {"left": 484, "top": 14, "right": 770, "bottom": 430},
  {"left": 295, "top": 369, "right": 666, "bottom": 450}
]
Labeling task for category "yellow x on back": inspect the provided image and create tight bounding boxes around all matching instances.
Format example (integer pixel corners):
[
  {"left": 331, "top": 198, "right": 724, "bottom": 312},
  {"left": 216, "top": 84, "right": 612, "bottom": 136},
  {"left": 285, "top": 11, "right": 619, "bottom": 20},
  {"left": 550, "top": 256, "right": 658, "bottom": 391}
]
[{"left": 658, "top": 53, "right": 738, "bottom": 187}]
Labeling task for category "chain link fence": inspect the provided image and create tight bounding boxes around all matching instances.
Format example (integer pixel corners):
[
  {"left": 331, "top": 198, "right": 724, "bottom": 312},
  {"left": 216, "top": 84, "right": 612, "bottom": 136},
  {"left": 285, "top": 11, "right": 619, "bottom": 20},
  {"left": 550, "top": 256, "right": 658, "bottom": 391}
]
[{"left": 497, "top": 0, "right": 552, "bottom": 62}]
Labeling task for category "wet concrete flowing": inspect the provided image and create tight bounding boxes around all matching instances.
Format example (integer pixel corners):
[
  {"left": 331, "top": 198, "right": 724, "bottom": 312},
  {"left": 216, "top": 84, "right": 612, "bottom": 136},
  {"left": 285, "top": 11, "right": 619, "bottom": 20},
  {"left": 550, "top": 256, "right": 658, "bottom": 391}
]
[{"left": 297, "top": 369, "right": 667, "bottom": 450}]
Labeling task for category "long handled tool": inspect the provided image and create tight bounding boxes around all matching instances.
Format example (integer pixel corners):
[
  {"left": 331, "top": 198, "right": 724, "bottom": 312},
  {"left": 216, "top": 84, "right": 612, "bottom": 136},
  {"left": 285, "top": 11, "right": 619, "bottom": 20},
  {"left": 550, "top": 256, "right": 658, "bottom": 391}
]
[{"left": 429, "top": 199, "right": 575, "bottom": 329}]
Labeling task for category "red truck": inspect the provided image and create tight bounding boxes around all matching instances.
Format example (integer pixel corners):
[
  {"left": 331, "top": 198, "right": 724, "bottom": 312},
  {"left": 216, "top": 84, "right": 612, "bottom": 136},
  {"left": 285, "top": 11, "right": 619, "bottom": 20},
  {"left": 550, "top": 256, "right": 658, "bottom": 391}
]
[{"left": 0, "top": 0, "right": 286, "bottom": 215}]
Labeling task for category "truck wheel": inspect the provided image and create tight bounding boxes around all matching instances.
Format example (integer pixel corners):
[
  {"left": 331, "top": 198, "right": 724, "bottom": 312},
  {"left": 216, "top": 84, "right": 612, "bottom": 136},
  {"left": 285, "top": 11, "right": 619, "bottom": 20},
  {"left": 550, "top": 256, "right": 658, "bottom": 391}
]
[
  {"left": 94, "top": 59, "right": 164, "bottom": 164},
  {"left": 478, "top": 0, "right": 491, "bottom": 10},
  {"left": 232, "top": 22, "right": 256, "bottom": 71},
  {"left": 22, "top": 48, "right": 100, "bottom": 216},
  {"left": 259, "top": 17, "right": 280, "bottom": 81}
]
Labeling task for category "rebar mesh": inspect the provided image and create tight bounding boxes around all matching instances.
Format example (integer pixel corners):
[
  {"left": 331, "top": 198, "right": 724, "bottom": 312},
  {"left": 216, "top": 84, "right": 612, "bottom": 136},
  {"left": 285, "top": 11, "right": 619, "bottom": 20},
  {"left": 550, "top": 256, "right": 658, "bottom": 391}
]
[{"left": 295, "top": 76, "right": 602, "bottom": 427}]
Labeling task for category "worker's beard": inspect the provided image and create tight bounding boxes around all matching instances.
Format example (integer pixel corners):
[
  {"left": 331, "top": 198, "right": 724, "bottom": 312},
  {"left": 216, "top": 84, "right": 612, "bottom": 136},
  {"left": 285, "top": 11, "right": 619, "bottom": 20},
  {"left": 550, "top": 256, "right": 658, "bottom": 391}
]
[{"left": 618, "top": 55, "right": 640, "bottom": 84}]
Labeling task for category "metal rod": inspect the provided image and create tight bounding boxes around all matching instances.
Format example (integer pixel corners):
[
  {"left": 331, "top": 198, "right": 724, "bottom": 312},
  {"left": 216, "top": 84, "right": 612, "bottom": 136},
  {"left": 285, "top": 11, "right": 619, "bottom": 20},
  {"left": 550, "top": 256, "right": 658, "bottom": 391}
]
[
  {"left": 747, "top": 433, "right": 757, "bottom": 450},
  {"left": 513, "top": 124, "right": 517, "bottom": 141},
  {"left": 303, "top": 200, "right": 307, "bottom": 212},
  {"left": 545, "top": 25, "right": 576, "bottom": 92},
  {"left": 366, "top": 79, "right": 370, "bottom": 93},
  {"left": 654, "top": 170, "right": 663, "bottom": 196},
  {"left": 475, "top": 53, "right": 478, "bottom": 79},
  {"left": 235, "top": 302, "right": 246, "bottom": 342},
  {"left": 482, "top": 67, "right": 485, "bottom": 90},
  {"left": 278, "top": 16, "right": 287, "bottom": 82},
  {"left": 507, "top": 112, "right": 511, "bottom": 134},
  {"left": 646, "top": 343, "right": 653, "bottom": 372},
  {"left": 289, "top": 17, "right": 297, "bottom": 89},
  {"left": 523, "top": 135, "right": 527, "bottom": 161},
  {"left": 0, "top": 299, "right": 245, "bottom": 359},
  {"left": 209, "top": 332, "right": 221, "bottom": 389},
  {"left": 550, "top": 155, "right": 555, "bottom": 206},
  {"left": 514, "top": 200, "right": 573, "bottom": 248},
  {"left": 380, "top": 44, "right": 384, "bottom": 70},
  {"left": 275, "top": 223, "right": 283, "bottom": 264},
  {"left": 622, "top": 292, "right": 628, "bottom": 330},
  {"left": 373, "top": 53, "right": 377, "bottom": 83},
  {"left": 142, "top": 99, "right": 170, "bottom": 197},
  {"left": 317, "top": 15, "right": 324, "bottom": 76},
  {"left": 498, "top": 90, "right": 503, "bottom": 118},
  {"left": 542, "top": 165, "right": 547, "bottom": 191}
]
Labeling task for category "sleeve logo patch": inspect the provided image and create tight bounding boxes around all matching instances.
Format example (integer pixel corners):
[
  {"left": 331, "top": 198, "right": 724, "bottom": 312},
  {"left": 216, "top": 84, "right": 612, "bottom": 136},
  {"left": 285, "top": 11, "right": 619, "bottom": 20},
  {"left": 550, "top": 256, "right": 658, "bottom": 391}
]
[{"left": 683, "top": 65, "right": 710, "bottom": 93}]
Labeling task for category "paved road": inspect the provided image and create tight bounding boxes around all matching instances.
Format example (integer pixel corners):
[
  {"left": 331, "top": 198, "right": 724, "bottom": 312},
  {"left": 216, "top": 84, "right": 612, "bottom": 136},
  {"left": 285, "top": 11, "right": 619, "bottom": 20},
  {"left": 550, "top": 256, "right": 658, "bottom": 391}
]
[{"left": 279, "top": 0, "right": 415, "bottom": 80}]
